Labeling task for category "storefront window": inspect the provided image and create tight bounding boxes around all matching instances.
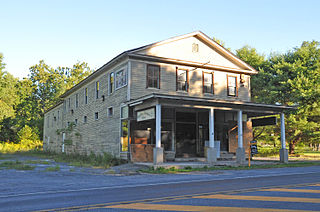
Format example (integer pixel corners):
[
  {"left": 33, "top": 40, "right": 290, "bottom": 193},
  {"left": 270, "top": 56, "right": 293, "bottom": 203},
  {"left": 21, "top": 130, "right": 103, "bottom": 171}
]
[{"left": 121, "top": 120, "right": 128, "bottom": 152}]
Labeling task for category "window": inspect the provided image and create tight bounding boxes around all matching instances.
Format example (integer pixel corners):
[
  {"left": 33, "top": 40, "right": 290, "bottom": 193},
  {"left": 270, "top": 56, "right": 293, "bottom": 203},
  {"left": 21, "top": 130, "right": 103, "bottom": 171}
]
[
  {"left": 176, "top": 68, "right": 188, "bottom": 92},
  {"left": 192, "top": 43, "right": 199, "bottom": 53},
  {"left": 68, "top": 98, "right": 71, "bottom": 109},
  {"left": 227, "top": 75, "right": 237, "bottom": 96},
  {"left": 75, "top": 93, "right": 79, "bottom": 108},
  {"left": 203, "top": 72, "right": 214, "bottom": 94},
  {"left": 83, "top": 116, "right": 87, "bottom": 123},
  {"left": 108, "top": 107, "right": 113, "bottom": 117},
  {"left": 115, "top": 69, "right": 127, "bottom": 89},
  {"left": 95, "top": 112, "right": 99, "bottom": 120},
  {"left": 54, "top": 117, "right": 57, "bottom": 122},
  {"left": 64, "top": 100, "right": 66, "bottom": 112},
  {"left": 146, "top": 64, "right": 160, "bottom": 89},
  {"left": 120, "top": 120, "right": 128, "bottom": 152},
  {"left": 121, "top": 106, "right": 128, "bottom": 119},
  {"left": 57, "top": 111, "right": 59, "bottom": 121},
  {"left": 75, "top": 119, "right": 78, "bottom": 125},
  {"left": 96, "top": 81, "right": 99, "bottom": 99},
  {"left": 84, "top": 88, "right": 88, "bottom": 104},
  {"left": 109, "top": 72, "right": 114, "bottom": 94}
]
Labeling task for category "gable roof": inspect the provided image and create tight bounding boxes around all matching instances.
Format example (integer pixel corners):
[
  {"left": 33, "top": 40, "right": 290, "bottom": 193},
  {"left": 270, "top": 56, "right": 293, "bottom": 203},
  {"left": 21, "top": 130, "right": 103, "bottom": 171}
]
[
  {"left": 128, "top": 31, "right": 258, "bottom": 73},
  {"left": 60, "top": 31, "right": 258, "bottom": 99}
]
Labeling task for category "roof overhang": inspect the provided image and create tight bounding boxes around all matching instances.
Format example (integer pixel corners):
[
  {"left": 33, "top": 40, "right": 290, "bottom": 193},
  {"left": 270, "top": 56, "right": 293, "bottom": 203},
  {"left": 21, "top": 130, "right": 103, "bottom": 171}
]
[{"left": 127, "top": 93, "right": 294, "bottom": 116}]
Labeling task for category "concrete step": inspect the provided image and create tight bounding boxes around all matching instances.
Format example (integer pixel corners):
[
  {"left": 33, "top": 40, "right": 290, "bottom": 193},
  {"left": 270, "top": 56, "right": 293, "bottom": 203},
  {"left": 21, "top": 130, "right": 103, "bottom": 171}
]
[
  {"left": 174, "top": 157, "right": 206, "bottom": 162},
  {"left": 219, "top": 151, "right": 236, "bottom": 160}
]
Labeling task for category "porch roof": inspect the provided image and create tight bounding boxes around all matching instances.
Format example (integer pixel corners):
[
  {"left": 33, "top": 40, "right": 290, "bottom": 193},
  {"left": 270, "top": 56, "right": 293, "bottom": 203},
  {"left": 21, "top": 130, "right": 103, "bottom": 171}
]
[{"left": 127, "top": 93, "right": 294, "bottom": 117}]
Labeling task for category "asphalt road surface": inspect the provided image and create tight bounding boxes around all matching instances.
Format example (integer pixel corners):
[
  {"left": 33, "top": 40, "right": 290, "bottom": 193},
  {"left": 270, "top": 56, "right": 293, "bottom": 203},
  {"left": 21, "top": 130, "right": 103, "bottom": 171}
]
[{"left": 1, "top": 165, "right": 320, "bottom": 211}]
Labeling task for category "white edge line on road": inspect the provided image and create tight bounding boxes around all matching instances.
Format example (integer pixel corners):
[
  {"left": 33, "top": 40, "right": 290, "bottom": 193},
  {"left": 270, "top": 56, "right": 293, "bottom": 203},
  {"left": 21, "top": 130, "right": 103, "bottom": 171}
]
[{"left": 1, "top": 170, "right": 320, "bottom": 199}]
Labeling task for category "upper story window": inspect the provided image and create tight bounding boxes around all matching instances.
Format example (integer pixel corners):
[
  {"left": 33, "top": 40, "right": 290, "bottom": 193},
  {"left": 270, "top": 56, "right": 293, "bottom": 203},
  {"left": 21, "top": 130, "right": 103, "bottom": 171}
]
[
  {"left": 63, "top": 100, "right": 66, "bottom": 112},
  {"left": 176, "top": 68, "right": 189, "bottom": 92},
  {"left": 75, "top": 93, "right": 79, "bottom": 108},
  {"left": 96, "top": 81, "right": 99, "bottom": 99},
  {"left": 146, "top": 64, "right": 160, "bottom": 89},
  {"left": 68, "top": 98, "right": 71, "bottom": 109},
  {"left": 115, "top": 68, "right": 127, "bottom": 89},
  {"left": 84, "top": 87, "right": 88, "bottom": 104},
  {"left": 109, "top": 72, "right": 114, "bottom": 94},
  {"left": 227, "top": 75, "right": 237, "bottom": 97},
  {"left": 203, "top": 72, "right": 214, "bottom": 94}
]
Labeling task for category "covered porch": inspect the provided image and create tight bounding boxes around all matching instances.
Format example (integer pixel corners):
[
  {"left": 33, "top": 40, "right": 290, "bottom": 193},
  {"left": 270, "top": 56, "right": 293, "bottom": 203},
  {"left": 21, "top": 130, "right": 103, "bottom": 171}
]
[{"left": 124, "top": 94, "right": 292, "bottom": 165}]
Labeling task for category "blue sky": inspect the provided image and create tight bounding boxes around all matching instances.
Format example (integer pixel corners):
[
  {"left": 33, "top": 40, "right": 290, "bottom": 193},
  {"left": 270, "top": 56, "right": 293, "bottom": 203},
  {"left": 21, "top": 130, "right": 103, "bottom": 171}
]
[{"left": 1, "top": 0, "right": 320, "bottom": 79}]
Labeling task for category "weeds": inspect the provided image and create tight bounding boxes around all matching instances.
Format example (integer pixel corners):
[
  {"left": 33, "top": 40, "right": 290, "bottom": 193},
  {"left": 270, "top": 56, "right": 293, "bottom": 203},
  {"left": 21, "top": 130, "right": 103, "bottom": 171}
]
[
  {"left": 14, "top": 150, "right": 126, "bottom": 169},
  {"left": 45, "top": 165, "right": 60, "bottom": 172},
  {"left": 0, "top": 140, "right": 42, "bottom": 153},
  {"left": 142, "top": 161, "right": 320, "bottom": 174},
  {"left": 0, "top": 161, "right": 35, "bottom": 170}
]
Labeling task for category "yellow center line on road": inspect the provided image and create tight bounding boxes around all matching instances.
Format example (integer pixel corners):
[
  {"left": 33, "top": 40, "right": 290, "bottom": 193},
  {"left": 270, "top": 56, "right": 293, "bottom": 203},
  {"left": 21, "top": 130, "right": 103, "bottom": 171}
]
[
  {"left": 193, "top": 194, "right": 320, "bottom": 203},
  {"left": 309, "top": 183, "right": 320, "bottom": 187},
  {"left": 262, "top": 188, "right": 320, "bottom": 193},
  {"left": 106, "top": 203, "right": 310, "bottom": 212}
]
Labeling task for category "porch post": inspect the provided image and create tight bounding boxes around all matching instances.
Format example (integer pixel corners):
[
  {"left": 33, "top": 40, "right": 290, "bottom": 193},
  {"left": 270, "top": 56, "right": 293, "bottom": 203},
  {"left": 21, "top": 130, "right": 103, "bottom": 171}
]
[
  {"left": 206, "top": 108, "right": 217, "bottom": 164},
  {"left": 279, "top": 113, "right": 288, "bottom": 163},
  {"left": 236, "top": 110, "right": 245, "bottom": 165},
  {"left": 153, "top": 104, "right": 164, "bottom": 164}
]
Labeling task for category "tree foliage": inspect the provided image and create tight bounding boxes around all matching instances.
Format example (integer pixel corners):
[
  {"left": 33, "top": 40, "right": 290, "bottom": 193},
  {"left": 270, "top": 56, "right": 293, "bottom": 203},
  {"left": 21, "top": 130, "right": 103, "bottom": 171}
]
[
  {"left": 237, "top": 42, "right": 320, "bottom": 154},
  {"left": 0, "top": 56, "right": 92, "bottom": 143}
]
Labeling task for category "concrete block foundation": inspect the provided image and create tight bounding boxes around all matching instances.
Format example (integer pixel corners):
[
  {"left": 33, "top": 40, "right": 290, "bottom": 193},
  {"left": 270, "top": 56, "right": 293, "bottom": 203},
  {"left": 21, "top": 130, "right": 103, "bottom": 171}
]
[
  {"left": 206, "top": 147, "right": 218, "bottom": 164},
  {"left": 236, "top": 147, "right": 246, "bottom": 165},
  {"left": 279, "top": 148, "right": 288, "bottom": 163},
  {"left": 153, "top": 147, "right": 164, "bottom": 165}
]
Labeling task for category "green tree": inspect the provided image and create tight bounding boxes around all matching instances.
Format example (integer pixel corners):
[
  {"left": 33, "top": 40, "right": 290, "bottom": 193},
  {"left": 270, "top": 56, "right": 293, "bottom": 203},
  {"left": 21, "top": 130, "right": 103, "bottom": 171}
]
[{"left": 0, "top": 53, "right": 19, "bottom": 121}]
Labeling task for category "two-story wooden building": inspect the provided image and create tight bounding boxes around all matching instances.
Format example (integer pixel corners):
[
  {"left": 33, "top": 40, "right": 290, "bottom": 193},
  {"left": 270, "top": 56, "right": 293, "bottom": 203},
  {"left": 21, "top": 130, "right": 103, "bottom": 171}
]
[{"left": 43, "top": 31, "right": 290, "bottom": 165}]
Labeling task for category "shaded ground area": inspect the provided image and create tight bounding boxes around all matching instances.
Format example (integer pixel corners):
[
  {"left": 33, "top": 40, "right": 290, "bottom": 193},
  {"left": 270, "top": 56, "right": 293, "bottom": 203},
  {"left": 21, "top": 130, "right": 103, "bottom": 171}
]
[{"left": 0, "top": 153, "right": 319, "bottom": 199}]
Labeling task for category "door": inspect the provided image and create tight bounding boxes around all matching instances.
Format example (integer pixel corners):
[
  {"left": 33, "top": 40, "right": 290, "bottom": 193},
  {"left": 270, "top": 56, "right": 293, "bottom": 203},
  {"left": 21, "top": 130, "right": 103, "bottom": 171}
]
[{"left": 176, "top": 123, "right": 196, "bottom": 157}]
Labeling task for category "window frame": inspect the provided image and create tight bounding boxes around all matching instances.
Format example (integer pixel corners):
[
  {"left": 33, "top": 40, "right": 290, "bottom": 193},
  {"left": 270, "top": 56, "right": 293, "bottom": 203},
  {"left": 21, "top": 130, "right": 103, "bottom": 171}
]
[
  {"left": 109, "top": 72, "right": 114, "bottom": 94},
  {"left": 176, "top": 67, "right": 189, "bottom": 92},
  {"left": 96, "top": 81, "right": 99, "bottom": 99},
  {"left": 108, "top": 107, "right": 114, "bottom": 117},
  {"left": 84, "top": 87, "right": 88, "bottom": 104},
  {"left": 95, "top": 112, "right": 99, "bottom": 120},
  {"left": 227, "top": 75, "right": 238, "bottom": 97},
  {"left": 146, "top": 64, "right": 160, "bottom": 89},
  {"left": 75, "top": 93, "right": 79, "bottom": 108},
  {"left": 115, "top": 68, "right": 128, "bottom": 90},
  {"left": 202, "top": 71, "right": 214, "bottom": 94}
]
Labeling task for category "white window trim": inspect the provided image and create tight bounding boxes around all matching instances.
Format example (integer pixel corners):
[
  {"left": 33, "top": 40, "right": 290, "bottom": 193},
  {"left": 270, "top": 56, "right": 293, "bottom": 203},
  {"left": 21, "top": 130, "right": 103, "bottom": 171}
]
[
  {"left": 108, "top": 72, "right": 114, "bottom": 95},
  {"left": 115, "top": 66, "right": 128, "bottom": 91},
  {"left": 108, "top": 106, "right": 114, "bottom": 117}
]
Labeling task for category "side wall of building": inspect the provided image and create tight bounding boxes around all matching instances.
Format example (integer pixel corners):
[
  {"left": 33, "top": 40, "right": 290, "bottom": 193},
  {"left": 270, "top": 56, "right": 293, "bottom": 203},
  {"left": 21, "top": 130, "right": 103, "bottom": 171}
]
[{"left": 43, "top": 60, "right": 129, "bottom": 157}]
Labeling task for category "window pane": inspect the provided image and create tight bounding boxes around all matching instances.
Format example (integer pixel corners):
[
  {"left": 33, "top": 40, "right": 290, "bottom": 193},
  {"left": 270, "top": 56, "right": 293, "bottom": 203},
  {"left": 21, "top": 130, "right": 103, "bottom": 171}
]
[
  {"left": 121, "top": 120, "right": 128, "bottom": 152},
  {"left": 147, "top": 65, "right": 160, "bottom": 88}
]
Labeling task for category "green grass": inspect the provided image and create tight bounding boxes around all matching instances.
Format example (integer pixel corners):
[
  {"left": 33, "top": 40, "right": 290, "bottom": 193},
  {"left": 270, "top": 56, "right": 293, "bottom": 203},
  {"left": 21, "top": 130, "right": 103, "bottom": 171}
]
[
  {"left": 0, "top": 160, "right": 35, "bottom": 170},
  {"left": 13, "top": 150, "right": 126, "bottom": 169},
  {"left": 24, "top": 160, "right": 50, "bottom": 165},
  {"left": 45, "top": 165, "right": 60, "bottom": 172},
  {"left": 142, "top": 161, "right": 320, "bottom": 174}
]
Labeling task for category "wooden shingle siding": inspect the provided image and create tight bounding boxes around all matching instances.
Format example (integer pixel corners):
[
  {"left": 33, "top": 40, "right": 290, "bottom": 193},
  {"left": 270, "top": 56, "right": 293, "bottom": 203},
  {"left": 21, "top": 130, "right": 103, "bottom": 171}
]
[
  {"left": 130, "top": 60, "right": 251, "bottom": 102},
  {"left": 44, "top": 61, "right": 129, "bottom": 157}
]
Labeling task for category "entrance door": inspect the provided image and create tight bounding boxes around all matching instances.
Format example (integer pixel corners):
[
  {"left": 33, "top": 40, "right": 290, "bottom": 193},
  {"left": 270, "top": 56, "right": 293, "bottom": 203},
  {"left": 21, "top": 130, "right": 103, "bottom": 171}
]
[{"left": 176, "top": 123, "right": 196, "bottom": 157}]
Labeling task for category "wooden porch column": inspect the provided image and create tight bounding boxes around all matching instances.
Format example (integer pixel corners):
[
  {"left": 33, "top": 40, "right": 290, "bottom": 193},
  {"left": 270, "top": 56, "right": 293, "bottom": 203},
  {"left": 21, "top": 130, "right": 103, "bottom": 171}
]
[
  {"left": 155, "top": 104, "right": 161, "bottom": 148},
  {"left": 209, "top": 108, "right": 215, "bottom": 148},
  {"left": 206, "top": 108, "right": 217, "bottom": 164},
  {"left": 279, "top": 113, "right": 288, "bottom": 163},
  {"left": 236, "top": 110, "right": 245, "bottom": 165},
  {"left": 237, "top": 110, "right": 243, "bottom": 148},
  {"left": 154, "top": 104, "right": 164, "bottom": 164}
]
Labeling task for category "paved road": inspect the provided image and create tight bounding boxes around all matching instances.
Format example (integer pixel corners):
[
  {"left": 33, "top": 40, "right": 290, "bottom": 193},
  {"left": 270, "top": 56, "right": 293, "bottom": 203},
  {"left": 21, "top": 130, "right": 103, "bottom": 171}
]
[{"left": 1, "top": 165, "right": 320, "bottom": 211}]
